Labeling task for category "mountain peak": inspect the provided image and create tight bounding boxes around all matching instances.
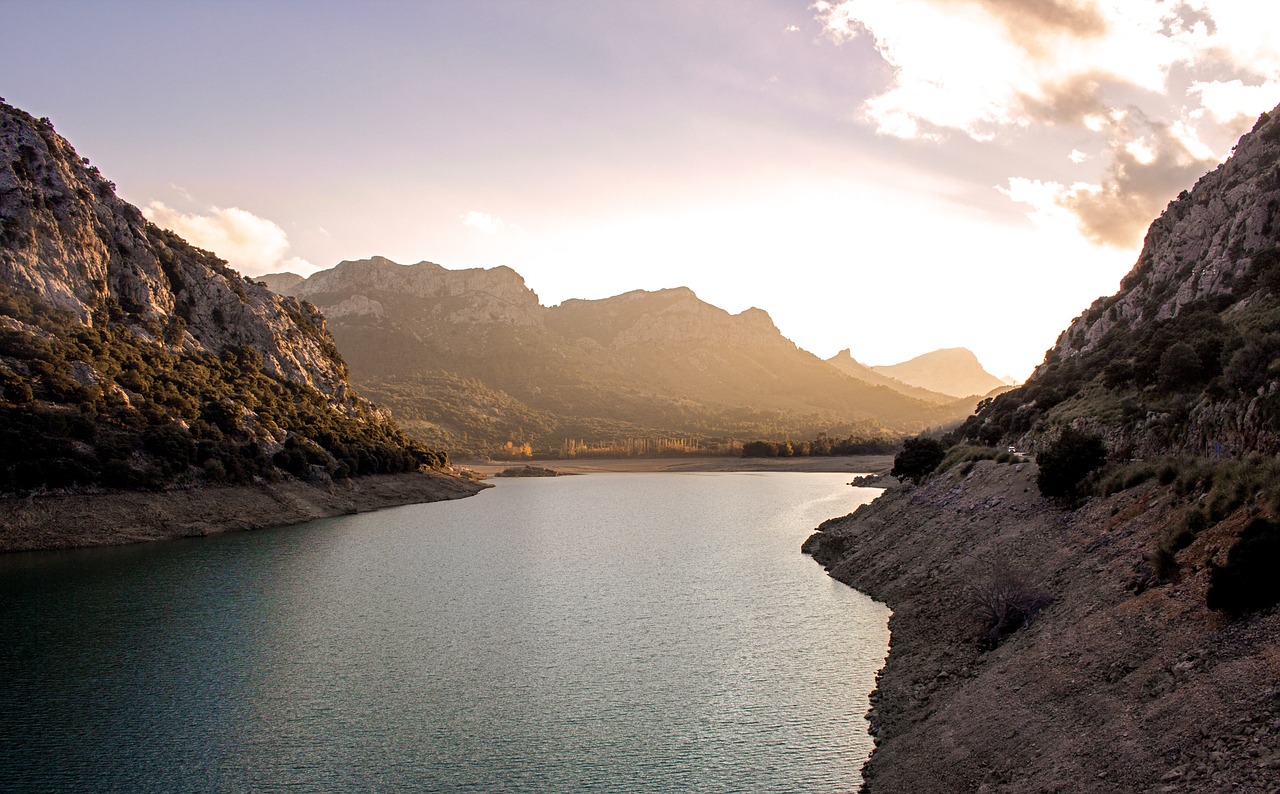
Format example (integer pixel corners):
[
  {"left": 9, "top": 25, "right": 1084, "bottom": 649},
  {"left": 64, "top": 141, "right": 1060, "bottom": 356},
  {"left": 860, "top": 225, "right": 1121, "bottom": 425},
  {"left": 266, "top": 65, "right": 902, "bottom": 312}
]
[{"left": 871, "top": 348, "right": 1006, "bottom": 398}]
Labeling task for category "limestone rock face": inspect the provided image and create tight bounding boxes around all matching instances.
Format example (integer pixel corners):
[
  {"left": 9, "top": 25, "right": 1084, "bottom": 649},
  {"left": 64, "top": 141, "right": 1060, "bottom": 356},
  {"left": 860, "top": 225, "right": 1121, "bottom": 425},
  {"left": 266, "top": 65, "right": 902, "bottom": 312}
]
[
  {"left": 1049, "top": 110, "right": 1280, "bottom": 364},
  {"left": 288, "top": 257, "right": 543, "bottom": 329},
  {"left": 962, "top": 104, "right": 1280, "bottom": 456},
  {"left": 0, "top": 102, "right": 352, "bottom": 404}
]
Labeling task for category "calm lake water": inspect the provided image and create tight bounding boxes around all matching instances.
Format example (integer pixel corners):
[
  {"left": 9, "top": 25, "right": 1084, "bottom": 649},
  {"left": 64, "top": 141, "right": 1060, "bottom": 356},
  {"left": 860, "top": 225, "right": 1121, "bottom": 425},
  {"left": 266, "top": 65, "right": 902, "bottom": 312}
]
[{"left": 0, "top": 472, "right": 888, "bottom": 792}]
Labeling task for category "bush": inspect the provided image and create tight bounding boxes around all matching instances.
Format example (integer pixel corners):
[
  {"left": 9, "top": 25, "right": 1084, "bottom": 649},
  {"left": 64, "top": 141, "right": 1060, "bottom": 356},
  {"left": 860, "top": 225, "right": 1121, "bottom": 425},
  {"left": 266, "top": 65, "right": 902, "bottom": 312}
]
[
  {"left": 891, "top": 436, "right": 947, "bottom": 484},
  {"left": 972, "top": 564, "right": 1053, "bottom": 648},
  {"left": 1036, "top": 427, "right": 1107, "bottom": 501},
  {"left": 1207, "top": 518, "right": 1280, "bottom": 615}
]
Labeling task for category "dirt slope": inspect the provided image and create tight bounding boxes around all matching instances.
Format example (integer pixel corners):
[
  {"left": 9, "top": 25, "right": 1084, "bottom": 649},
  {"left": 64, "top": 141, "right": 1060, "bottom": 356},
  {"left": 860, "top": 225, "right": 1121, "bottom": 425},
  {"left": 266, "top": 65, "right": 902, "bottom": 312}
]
[
  {"left": 0, "top": 471, "right": 488, "bottom": 552},
  {"left": 805, "top": 460, "right": 1280, "bottom": 792}
]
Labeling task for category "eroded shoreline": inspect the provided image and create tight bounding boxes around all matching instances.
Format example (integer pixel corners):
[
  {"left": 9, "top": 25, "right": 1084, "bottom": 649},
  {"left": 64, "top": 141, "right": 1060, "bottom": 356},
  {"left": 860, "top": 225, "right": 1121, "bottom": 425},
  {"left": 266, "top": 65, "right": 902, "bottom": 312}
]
[
  {"left": 805, "top": 459, "right": 1280, "bottom": 792},
  {"left": 0, "top": 470, "right": 489, "bottom": 553}
]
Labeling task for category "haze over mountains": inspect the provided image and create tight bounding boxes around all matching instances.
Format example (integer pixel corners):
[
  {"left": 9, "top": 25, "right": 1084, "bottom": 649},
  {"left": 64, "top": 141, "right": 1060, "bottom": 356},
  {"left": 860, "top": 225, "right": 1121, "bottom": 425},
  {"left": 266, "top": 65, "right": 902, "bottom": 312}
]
[{"left": 263, "top": 259, "right": 1004, "bottom": 456}]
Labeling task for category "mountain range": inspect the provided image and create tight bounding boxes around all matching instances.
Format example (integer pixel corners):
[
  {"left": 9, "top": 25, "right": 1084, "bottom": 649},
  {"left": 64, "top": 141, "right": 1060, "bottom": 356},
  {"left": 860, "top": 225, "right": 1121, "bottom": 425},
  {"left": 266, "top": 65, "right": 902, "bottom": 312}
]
[{"left": 263, "top": 260, "right": 1006, "bottom": 456}]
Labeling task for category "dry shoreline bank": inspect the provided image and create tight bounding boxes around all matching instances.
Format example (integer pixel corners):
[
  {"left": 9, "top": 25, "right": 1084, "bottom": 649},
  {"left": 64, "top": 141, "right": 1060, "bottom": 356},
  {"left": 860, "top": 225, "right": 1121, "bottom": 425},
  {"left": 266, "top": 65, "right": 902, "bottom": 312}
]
[
  {"left": 0, "top": 471, "right": 488, "bottom": 553},
  {"left": 805, "top": 460, "right": 1280, "bottom": 792},
  {"left": 461, "top": 454, "right": 895, "bottom": 476}
]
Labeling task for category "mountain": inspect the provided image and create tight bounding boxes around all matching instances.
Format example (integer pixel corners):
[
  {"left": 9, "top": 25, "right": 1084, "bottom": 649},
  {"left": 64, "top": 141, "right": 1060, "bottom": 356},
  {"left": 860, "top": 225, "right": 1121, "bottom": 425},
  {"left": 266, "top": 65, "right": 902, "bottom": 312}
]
[
  {"left": 806, "top": 106, "right": 1280, "bottom": 792},
  {"left": 870, "top": 347, "right": 1008, "bottom": 398},
  {"left": 958, "top": 107, "right": 1280, "bottom": 456},
  {"left": 0, "top": 101, "right": 447, "bottom": 495},
  {"left": 271, "top": 258, "right": 978, "bottom": 455},
  {"left": 825, "top": 348, "right": 979, "bottom": 405}
]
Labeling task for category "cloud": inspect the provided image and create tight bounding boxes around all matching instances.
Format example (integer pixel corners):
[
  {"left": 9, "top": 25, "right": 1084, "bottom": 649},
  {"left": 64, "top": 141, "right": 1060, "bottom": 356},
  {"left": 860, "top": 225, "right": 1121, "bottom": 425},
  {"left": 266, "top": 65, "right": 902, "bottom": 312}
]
[
  {"left": 785, "top": 24, "right": 800, "bottom": 32},
  {"left": 142, "top": 202, "right": 322, "bottom": 276},
  {"left": 1004, "top": 113, "right": 1220, "bottom": 246},
  {"left": 814, "top": 0, "right": 1280, "bottom": 248},
  {"left": 461, "top": 210, "right": 507, "bottom": 235}
]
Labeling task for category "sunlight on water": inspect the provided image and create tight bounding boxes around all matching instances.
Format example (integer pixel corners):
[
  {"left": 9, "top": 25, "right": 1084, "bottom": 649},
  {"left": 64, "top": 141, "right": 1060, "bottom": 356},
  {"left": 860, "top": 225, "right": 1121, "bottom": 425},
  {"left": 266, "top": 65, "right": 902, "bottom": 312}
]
[{"left": 0, "top": 473, "right": 888, "bottom": 792}]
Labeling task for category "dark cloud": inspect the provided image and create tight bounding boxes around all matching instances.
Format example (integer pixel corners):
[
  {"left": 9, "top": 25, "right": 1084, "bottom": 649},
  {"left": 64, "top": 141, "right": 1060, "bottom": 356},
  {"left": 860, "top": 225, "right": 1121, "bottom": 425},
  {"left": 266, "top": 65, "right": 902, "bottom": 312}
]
[{"left": 1060, "top": 115, "right": 1219, "bottom": 247}]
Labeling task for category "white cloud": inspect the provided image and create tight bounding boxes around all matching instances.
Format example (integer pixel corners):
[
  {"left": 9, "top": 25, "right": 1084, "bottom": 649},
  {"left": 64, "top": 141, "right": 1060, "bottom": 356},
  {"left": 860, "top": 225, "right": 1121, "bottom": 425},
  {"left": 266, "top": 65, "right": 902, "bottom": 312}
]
[
  {"left": 1191, "top": 79, "right": 1280, "bottom": 124},
  {"left": 461, "top": 210, "right": 507, "bottom": 235},
  {"left": 785, "top": 24, "right": 800, "bottom": 33},
  {"left": 142, "top": 202, "right": 321, "bottom": 276},
  {"left": 1069, "top": 149, "right": 1088, "bottom": 163},
  {"left": 814, "top": 0, "right": 1280, "bottom": 248}
]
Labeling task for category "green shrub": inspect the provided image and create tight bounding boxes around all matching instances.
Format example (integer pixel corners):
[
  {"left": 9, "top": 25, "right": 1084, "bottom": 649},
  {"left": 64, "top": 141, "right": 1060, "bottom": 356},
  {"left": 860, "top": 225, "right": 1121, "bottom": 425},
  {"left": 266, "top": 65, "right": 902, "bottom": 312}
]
[
  {"left": 1036, "top": 427, "right": 1107, "bottom": 502},
  {"left": 1207, "top": 518, "right": 1280, "bottom": 615},
  {"left": 891, "top": 436, "right": 947, "bottom": 484}
]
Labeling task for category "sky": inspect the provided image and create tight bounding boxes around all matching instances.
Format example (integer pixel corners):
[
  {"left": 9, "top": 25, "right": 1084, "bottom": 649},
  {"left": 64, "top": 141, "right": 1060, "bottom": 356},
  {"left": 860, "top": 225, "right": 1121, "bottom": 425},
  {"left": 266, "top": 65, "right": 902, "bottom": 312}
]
[{"left": 5, "top": 1, "right": 1280, "bottom": 380}]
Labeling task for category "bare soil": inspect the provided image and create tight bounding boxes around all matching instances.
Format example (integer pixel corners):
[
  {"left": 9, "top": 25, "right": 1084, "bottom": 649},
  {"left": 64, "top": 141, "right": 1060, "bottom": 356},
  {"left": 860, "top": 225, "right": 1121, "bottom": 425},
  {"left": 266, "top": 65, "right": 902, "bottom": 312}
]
[
  {"left": 0, "top": 470, "right": 488, "bottom": 553},
  {"left": 462, "top": 454, "right": 895, "bottom": 476},
  {"left": 805, "top": 460, "right": 1280, "bottom": 793}
]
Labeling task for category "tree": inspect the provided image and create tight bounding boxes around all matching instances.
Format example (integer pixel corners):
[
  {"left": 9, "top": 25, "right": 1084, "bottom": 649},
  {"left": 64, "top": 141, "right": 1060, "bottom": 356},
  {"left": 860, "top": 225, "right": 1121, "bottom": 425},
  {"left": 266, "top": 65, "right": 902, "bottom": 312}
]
[
  {"left": 891, "top": 436, "right": 947, "bottom": 484},
  {"left": 1207, "top": 518, "right": 1280, "bottom": 615},
  {"left": 1036, "top": 426, "right": 1107, "bottom": 501}
]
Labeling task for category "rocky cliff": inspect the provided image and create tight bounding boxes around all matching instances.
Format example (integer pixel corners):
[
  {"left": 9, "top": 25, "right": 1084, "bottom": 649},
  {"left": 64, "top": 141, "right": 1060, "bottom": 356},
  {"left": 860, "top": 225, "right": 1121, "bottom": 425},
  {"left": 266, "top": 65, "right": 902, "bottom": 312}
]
[
  {"left": 0, "top": 100, "right": 447, "bottom": 498},
  {"left": 272, "top": 258, "right": 978, "bottom": 455},
  {"left": 1, "top": 107, "right": 351, "bottom": 401},
  {"left": 959, "top": 105, "right": 1280, "bottom": 457}
]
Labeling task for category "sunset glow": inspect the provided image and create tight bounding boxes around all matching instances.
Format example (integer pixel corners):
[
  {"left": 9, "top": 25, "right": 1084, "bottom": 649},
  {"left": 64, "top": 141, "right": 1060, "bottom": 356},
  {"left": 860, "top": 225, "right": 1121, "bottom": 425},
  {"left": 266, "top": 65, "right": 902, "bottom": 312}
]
[{"left": 5, "top": 0, "right": 1279, "bottom": 378}]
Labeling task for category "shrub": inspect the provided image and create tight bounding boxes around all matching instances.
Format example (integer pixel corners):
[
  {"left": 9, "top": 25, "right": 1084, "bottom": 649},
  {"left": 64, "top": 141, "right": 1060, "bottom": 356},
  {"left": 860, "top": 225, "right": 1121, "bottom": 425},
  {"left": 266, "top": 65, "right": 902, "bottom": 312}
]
[
  {"left": 1036, "top": 426, "right": 1107, "bottom": 502},
  {"left": 891, "top": 436, "right": 947, "bottom": 484},
  {"left": 972, "top": 564, "right": 1053, "bottom": 648},
  {"left": 1206, "top": 518, "right": 1280, "bottom": 615}
]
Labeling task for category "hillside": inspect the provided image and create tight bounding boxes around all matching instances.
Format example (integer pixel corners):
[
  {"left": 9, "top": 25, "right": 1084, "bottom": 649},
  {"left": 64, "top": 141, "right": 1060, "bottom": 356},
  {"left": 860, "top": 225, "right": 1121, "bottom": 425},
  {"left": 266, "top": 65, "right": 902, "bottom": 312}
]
[
  {"left": 806, "top": 460, "right": 1280, "bottom": 792},
  {"left": 806, "top": 106, "right": 1280, "bottom": 792},
  {"left": 958, "top": 108, "right": 1280, "bottom": 456},
  {"left": 0, "top": 101, "right": 455, "bottom": 499},
  {"left": 870, "top": 347, "right": 1009, "bottom": 399},
  {"left": 273, "top": 258, "right": 977, "bottom": 456}
]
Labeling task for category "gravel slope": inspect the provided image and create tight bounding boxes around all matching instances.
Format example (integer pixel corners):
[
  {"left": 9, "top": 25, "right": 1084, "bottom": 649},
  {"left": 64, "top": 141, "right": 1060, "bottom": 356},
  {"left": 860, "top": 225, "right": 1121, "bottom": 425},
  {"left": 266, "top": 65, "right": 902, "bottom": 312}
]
[{"left": 805, "top": 460, "right": 1280, "bottom": 793}]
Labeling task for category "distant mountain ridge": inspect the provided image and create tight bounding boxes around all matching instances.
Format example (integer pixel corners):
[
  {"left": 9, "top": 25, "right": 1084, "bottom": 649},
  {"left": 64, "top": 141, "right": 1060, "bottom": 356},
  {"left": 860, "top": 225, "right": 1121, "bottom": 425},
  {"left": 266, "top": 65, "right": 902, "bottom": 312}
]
[
  {"left": 870, "top": 348, "right": 1009, "bottom": 398},
  {"left": 269, "top": 258, "right": 982, "bottom": 455},
  {"left": 0, "top": 101, "right": 445, "bottom": 494},
  {"left": 825, "top": 348, "right": 1005, "bottom": 403}
]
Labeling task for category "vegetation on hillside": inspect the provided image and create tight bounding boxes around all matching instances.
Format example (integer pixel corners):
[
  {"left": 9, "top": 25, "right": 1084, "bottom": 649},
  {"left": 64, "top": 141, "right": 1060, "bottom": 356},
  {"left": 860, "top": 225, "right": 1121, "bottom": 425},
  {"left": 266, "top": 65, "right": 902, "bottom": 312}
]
[
  {"left": 741, "top": 433, "right": 897, "bottom": 459},
  {"left": 0, "top": 285, "right": 444, "bottom": 495},
  {"left": 955, "top": 287, "right": 1280, "bottom": 456}
]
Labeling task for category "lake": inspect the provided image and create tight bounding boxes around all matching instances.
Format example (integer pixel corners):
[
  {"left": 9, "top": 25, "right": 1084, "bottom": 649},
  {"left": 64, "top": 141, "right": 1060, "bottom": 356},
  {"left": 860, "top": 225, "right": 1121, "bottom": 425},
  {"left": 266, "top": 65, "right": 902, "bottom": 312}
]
[{"left": 0, "top": 472, "right": 889, "bottom": 792}]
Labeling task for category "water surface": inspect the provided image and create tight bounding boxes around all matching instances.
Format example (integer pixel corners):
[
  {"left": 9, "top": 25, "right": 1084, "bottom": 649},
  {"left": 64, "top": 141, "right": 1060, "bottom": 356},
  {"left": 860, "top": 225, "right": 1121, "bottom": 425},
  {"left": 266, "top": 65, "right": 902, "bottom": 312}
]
[{"left": 0, "top": 472, "right": 888, "bottom": 792}]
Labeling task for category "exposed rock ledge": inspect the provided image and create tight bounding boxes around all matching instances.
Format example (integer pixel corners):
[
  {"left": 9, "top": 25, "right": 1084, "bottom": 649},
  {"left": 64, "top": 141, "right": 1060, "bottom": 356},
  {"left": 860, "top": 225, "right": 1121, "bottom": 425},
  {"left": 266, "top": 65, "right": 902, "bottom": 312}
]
[
  {"left": 0, "top": 471, "right": 489, "bottom": 553},
  {"left": 804, "top": 460, "right": 1280, "bottom": 793}
]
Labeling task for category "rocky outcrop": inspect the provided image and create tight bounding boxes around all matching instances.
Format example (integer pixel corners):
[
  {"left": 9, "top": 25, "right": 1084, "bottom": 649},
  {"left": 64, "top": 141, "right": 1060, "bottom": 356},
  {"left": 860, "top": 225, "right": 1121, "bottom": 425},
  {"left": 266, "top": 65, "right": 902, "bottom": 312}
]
[
  {"left": 807, "top": 463, "right": 1280, "bottom": 792},
  {"left": 0, "top": 103, "right": 352, "bottom": 403},
  {"left": 284, "top": 256, "right": 543, "bottom": 328},
  {"left": 1052, "top": 111, "right": 1280, "bottom": 361},
  {"left": 0, "top": 99, "right": 448, "bottom": 503},
  {"left": 959, "top": 104, "right": 1280, "bottom": 457}
]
